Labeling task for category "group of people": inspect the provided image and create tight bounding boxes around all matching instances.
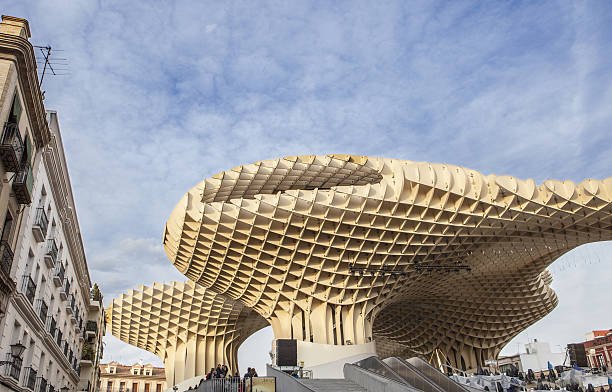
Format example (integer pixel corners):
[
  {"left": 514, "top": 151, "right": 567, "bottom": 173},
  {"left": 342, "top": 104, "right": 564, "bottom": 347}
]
[{"left": 204, "top": 364, "right": 259, "bottom": 380}]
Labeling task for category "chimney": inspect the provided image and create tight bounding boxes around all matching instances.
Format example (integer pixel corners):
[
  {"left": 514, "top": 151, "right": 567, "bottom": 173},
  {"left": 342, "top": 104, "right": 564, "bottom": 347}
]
[{"left": 0, "top": 15, "right": 31, "bottom": 39}]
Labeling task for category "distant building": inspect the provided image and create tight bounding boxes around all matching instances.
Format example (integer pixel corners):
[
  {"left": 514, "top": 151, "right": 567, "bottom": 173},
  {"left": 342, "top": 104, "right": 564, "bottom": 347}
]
[
  {"left": 583, "top": 329, "right": 612, "bottom": 369},
  {"left": 498, "top": 340, "right": 565, "bottom": 373},
  {"left": 98, "top": 363, "right": 166, "bottom": 392}
]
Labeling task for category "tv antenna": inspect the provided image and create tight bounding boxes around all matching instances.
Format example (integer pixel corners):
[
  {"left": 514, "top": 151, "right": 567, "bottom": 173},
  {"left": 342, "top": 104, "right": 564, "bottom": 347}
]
[{"left": 34, "top": 45, "right": 69, "bottom": 95}]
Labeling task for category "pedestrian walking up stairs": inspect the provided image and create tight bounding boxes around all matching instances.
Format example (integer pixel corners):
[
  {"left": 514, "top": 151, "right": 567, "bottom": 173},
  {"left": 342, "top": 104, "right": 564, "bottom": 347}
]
[{"left": 298, "top": 379, "right": 367, "bottom": 392}]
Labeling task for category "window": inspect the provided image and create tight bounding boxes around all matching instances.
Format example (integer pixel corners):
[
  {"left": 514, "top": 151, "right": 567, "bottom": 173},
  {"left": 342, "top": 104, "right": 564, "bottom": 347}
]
[
  {"left": 132, "top": 383, "right": 138, "bottom": 392},
  {"left": 144, "top": 384, "right": 150, "bottom": 392},
  {"left": 119, "top": 382, "right": 125, "bottom": 392},
  {"left": 1, "top": 212, "right": 14, "bottom": 243},
  {"left": 8, "top": 93, "right": 22, "bottom": 124},
  {"left": 156, "top": 385, "right": 161, "bottom": 392},
  {"left": 106, "top": 381, "right": 112, "bottom": 392}
]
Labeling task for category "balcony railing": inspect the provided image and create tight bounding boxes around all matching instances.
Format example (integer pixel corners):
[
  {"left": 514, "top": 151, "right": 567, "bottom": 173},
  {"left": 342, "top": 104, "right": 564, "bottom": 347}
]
[
  {"left": 86, "top": 320, "right": 98, "bottom": 333},
  {"left": 13, "top": 161, "right": 33, "bottom": 205},
  {"left": 48, "top": 385, "right": 55, "bottom": 392},
  {"left": 4, "top": 353, "right": 22, "bottom": 380},
  {"left": 21, "top": 274, "right": 37, "bottom": 305},
  {"left": 44, "top": 239, "right": 58, "bottom": 268},
  {"left": 0, "top": 240, "right": 14, "bottom": 276},
  {"left": 46, "top": 315, "right": 57, "bottom": 338},
  {"left": 35, "top": 299, "right": 48, "bottom": 323},
  {"left": 36, "top": 376, "right": 47, "bottom": 392},
  {"left": 32, "top": 208, "right": 49, "bottom": 242},
  {"left": 0, "top": 122, "right": 24, "bottom": 172},
  {"left": 22, "top": 366, "right": 37, "bottom": 391}
]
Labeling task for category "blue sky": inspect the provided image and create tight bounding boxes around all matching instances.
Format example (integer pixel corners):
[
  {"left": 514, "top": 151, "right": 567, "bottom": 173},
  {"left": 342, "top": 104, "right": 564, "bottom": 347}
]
[{"left": 4, "top": 0, "right": 612, "bottom": 374}]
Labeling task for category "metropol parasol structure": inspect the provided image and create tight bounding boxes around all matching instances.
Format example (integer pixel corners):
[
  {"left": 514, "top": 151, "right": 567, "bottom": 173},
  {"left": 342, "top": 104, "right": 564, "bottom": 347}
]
[{"left": 109, "top": 154, "right": 611, "bottom": 384}]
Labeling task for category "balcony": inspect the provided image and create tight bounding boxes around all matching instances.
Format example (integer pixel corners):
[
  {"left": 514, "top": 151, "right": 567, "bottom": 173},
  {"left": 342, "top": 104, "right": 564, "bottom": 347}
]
[
  {"left": 36, "top": 376, "right": 47, "bottom": 392},
  {"left": 55, "top": 330, "right": 62, "bottom": 347},
  {"left": 21, "top": 274, "right": 37, "bottom": 305},
  {"left": 62, "top": 340, "right": 68, "bottom": 357},
  {"left": 46, "top": 316, "right": 57, "bottom": 338},
  {"left": 52, "top": 263, "right": 65, "bottom": 287},
  {"left": 0, "top": 240, "right": 14, "bottom": 277},
  {"left": 66, "top": 294, "right": 74, "bottom": 315},
  {"left": 60, "top": 279, "right": 69, "bottom": 301},
  {"left": 32, "top": 208, "right": 49, "bottom": 242},
  {"left": 85, "top": 320, "right": 97, "bottom": 339},
  {"left": 13, "top": 161, "right": 33, "bottom": 205},
  {"left": 0, "top": 122, "right": 24, "bottom": 172},
  {"left": 43, "top": 239, "right": 58, "bottom": 268},
  {"left": 22, "top": 366, "right": 37, "bottom": 391},
  {"left": 4, "top": 353, "right": 22, "bottom": 380},
  {"left": 35, "top": 299, "right": 48, "bottom": 323},
  {"left": 48, "top": 385, "right": 55, "bottom": 392}
]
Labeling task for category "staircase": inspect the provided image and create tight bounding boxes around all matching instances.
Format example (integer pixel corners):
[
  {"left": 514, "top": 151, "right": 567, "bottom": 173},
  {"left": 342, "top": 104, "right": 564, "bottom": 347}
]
[{"left": 299, "top": 379, "right": 368, "bottom": 392}]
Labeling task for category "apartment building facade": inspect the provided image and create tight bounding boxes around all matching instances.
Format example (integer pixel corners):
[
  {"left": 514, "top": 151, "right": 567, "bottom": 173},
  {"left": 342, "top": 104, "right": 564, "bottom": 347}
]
[
  {"left": 0, "top": 15, "right": 104, "bottom": 392},
  {"left": 99, "top": 363, "right": 166, "bottom": 392}
]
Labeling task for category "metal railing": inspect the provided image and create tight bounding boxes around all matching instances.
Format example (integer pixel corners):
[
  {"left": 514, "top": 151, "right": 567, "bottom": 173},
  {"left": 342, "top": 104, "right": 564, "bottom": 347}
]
[
  {"left": 46, "top": 315, "right": 57, "bottom": 337},
  {"left": 4, "top": 353, "right": 22, "bottom": 380},
  {"left": 55, "top": 263, "right": 66, "bottom": 282},
  {"left": 48, "top": 384, "right": 56, "bottom": 392},
  {"left": 86, "top": 320, "right": 97, "bottom": 333},
  {"left": 56, "top": 329, "right": 62, "bottom": 347},
  {"left": 0, "top": 240, "right": 14, "bottom": 276},
  {"left": 36, "top": 376, "right": 48, "bottom": 392},
  {"left": 34, "top": 208, "right": 49, "bottom": 238},
  {"left": 35, "top": 299, "right": 49, "bottom": 323},
  {"left": 21, "top": 274, "right": 37, "bottom": 305},
  {"left": 46, "top": 239, "right": 58, "bottom": 265},
  {"left": 198, "top": 378, "right": 261, "bottom": 392},
  {"left": 23, "top": 366, "right": 37, "bottom": 391},
  {"left": 14, "top": 161, "right": 33, "bottom": 205},
  {"left": 0, "top": 122, "right": 24, "bottom": 172}
]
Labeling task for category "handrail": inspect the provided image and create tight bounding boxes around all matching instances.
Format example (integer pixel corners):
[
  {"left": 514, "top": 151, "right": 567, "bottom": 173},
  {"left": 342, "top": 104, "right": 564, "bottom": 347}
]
[
  {"left": 34, "top": 208, "right": 49, "bottom": 237},
  {"left": 0, "top": 240, "right": 14, "bottom": 276}
]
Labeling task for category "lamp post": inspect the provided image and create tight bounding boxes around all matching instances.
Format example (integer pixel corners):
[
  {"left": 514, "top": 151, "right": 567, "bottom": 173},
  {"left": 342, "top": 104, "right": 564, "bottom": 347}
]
[{"left": 0, "top": 342, "right": 26, "bottom": 365}]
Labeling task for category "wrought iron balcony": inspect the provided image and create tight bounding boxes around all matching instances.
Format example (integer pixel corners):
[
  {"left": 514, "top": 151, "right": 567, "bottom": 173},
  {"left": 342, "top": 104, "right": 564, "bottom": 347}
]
[
  {"left": 46, "top": 316, "right": 57, "bottom": 338},
  {"left": 13, "top": 161, "right": 33, "bottom": 205},
  {"left": 35, "top": 299, "right": 48, "bottom": 323},
  {"left": 86, "top": 320, "right": 97, "bottom": 335},
  {"left": 44, "top": 239, "right": 58, "bottom": 268},
  {"left": 66, "top": 294, "right": 74, "bottom": 315},
  {"left": 32, "top": 208, "right": 49, "bottom": 242},
  {"left": 4, "top": 353, "right": 22, "bottom": 380},
  {"left": 36, "top": 376, "right": 47, "bottom": 392},
  {"left": 48, "top": 384, "right": 55, "bottom": 392},
  {"left": 53, "top": 263, "right": 65, "bottom": 287},
  {"left": 0, "top": 122, "right": 24, "bottom": 172},
  {"left": 0, "top": 240, "right": 14, "bottom": 277},
  {"left": 55, "top": 329, "right": 62, "bottom": 347},
  {"left": 60, "top": 279, "right": 69, "bottom": 301},
  {"left": 22, "top": 366, "right": 37, "bottom": 391},
  {"left": 21, "top": 274, "right": 37, "bottom": 305}
]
